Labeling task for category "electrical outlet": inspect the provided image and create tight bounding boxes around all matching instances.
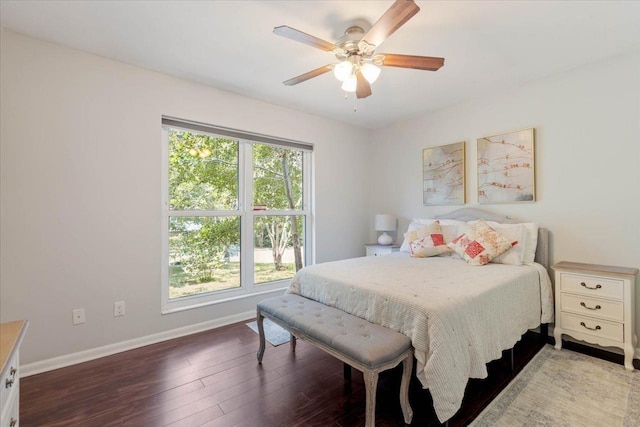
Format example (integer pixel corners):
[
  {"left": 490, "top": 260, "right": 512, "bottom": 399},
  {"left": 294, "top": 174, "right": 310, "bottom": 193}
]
[
  {"left": 114, "top": 301, "right": 125, "bottom": 317},
  {"left": 72, "top": 308, "right": 85, "bottom": 325}
]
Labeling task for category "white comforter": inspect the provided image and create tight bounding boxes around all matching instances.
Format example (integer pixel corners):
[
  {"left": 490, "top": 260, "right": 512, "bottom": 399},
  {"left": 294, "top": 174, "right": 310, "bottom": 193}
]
[{"left": 287, "top": 253, "right": 554, "bottom": 422}]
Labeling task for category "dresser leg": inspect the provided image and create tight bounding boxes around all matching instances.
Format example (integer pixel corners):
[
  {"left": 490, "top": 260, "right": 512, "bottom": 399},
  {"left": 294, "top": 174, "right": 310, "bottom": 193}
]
[
  {"left": 554, "top": 328, "right": 562, "bottom": 350},
  {"left": 624, "top": 343, "right": 635, "bottom": 371}
]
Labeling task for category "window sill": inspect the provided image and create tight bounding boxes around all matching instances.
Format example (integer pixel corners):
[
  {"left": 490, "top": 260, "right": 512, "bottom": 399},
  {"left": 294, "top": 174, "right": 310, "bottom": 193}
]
[{"left": 161, "top": 283, "right": 289, "bottom": 315}]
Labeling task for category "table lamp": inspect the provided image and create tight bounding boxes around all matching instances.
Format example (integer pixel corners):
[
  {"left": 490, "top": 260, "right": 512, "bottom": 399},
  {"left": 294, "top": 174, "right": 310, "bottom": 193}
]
[{"left": 374, "top": 214, "right": 396, "bottom": 246}]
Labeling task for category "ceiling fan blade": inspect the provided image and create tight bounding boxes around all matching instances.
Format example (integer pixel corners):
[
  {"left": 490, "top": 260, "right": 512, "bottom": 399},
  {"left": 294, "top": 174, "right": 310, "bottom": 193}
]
[
  {"left": 283, "top": 65, "right": 333, "bottom": 86},
  {"left": 378, "top": 54, "right": 445, "bottom": 71},
  {"left": 362, "top": 0, "right": 420, "bottom": 48},
  {"left": 356, "top": 73, "right": 372, "bottom": 99},
  {"left": 273, "top": 26, "right": 337, "bottom": 52}
]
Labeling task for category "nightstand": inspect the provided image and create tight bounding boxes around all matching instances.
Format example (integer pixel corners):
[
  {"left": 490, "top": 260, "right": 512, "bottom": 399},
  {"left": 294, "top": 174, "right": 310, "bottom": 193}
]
[
  {"left": 552, "top": 261, "right": 638, "bottom": 370},
  {"left": 365, "top": 244, "right": 400, "bottom": 257}
]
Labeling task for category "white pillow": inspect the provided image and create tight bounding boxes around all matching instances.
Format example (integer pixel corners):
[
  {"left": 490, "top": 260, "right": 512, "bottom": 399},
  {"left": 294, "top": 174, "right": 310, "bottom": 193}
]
[
  {"left": 399, "top": 219, "right": 465, "bottom": 253},
  {"left": 520, "top": 222, "right": 539, "bottom": 265}
]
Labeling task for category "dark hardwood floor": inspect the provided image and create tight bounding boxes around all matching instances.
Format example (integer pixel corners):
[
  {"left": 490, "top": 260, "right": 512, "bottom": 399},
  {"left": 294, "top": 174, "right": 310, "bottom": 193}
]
[{"left": 21, "top": 322, "right": 549, "bottom": 427}]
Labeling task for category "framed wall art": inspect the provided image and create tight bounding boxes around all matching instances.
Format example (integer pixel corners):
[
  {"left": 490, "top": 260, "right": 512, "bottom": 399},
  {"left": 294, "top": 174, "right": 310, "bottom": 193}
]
[
  {"left": 422, "top": 141, "right": 465, "bottom": 205},
  {"left": 477, "top": 128, "right": 535, "bottom": 204}
]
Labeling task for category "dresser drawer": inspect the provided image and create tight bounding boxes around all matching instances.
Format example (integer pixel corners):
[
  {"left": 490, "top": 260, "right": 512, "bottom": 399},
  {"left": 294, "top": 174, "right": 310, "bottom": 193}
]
[
  {"left": 560, "top": 312, "right": 623, "bottom": 343},
  {"left": 0, "top": 352, "right": 18, "bottom": 421},
  {"left": 561, "top": 294, "right": 623, "bottom": 322},
  {"left": 1, "top": 386, "right": 18, "bottom": 427},
  {"left": 560, "top": 273, "right": 623, "bottom": 300}
]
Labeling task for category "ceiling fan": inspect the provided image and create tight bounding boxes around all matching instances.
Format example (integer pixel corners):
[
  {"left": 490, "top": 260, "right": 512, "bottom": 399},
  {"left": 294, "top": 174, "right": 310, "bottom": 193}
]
[{"left": 273, "top": 0, "right": 444, "bottom": 99}]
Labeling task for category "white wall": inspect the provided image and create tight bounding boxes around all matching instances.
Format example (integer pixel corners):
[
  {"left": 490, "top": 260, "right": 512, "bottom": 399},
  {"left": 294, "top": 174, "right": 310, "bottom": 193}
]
[
  {"left": 0, "top": 31, "right": 370, "bottom": 366},
  {"left": 368, "top": 52, "right": 640, "bottom": 351}
]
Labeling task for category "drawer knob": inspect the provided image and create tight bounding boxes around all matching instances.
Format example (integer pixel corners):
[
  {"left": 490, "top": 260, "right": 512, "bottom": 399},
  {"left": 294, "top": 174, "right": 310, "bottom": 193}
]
[
  {"left": 580, "top": 321, "right": 601, "bottom": 331},
  {"left": 580, "top": 282, "right": 601, "bottom": 290},
  {"left": 580, "top": 302, "right": 601, "bottom": 311},
  {"left": 5, "top": 377, "right": 14, "bottom": 388}
]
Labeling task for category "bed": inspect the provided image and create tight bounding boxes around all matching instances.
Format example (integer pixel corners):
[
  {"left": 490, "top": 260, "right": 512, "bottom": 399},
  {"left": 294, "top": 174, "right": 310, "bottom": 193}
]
[{"left": 285, "top": 208, "right": 554, "bottom": 423}]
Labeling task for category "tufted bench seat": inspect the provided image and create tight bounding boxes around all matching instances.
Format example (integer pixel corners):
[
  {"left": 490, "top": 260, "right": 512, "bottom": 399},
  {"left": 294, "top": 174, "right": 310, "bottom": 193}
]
[{"left": 256, "top": 294, "right": 413, "bottom": 427}]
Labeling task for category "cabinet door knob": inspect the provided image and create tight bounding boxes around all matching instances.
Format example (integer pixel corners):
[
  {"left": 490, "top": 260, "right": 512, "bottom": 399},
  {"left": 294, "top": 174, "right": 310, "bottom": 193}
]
[
  {"left": 580, "top": 321, "right": 601, "bottom": 331},
  {"left": 580, "top": 282, "right": 601, "bottom": 290},
  {"left": 580, "top": 302, "right": 601, "bottom": 310}
]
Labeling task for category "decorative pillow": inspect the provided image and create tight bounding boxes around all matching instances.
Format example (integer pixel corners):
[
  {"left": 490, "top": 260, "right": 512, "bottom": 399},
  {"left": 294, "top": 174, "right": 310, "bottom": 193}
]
[
  {"left": 399, "top": 219, "right": 464, "bottom": 252},
  {"left": 407, "top": 221, "right": 452, "bottom": 258},
  {"left": 467, "top": 221, "right": 526, "bottom": 265},
  {"left": 447, "top": 220, "right": 517, "bottom": 266}
]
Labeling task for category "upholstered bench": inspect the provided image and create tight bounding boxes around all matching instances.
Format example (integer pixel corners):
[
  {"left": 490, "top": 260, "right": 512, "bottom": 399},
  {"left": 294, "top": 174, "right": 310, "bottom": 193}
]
[{"left": 256, "top": 294, "right": 413, "bottom": 427}]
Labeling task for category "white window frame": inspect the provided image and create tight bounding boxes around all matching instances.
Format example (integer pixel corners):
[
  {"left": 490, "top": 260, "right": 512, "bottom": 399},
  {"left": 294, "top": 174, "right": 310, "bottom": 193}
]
[{"left": 161, "top": 118, "right": 314, "bottom": 314}]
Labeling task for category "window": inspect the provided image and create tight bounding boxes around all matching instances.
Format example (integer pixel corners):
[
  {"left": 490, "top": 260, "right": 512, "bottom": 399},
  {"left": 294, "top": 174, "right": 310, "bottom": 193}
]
[{"left": 161, "top": 118, "right": 313, "bottom": 313}]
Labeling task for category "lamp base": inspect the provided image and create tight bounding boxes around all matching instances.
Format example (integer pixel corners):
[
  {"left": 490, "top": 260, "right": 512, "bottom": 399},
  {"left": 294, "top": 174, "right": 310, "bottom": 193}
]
[{"left": 377, "top": 232, "right": 393, "bottom": 246}]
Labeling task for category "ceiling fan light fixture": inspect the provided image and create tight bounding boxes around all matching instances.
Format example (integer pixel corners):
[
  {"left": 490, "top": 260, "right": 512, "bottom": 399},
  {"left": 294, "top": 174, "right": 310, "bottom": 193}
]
[
  {"left": 333, "top": 60, "right": 353, "bottom": 82},
  {"left": 361, "top": 63, "right": 381, "bottom": 84},
  {"left": 341, "top": 74, "right": 357, "bottom": 92}
]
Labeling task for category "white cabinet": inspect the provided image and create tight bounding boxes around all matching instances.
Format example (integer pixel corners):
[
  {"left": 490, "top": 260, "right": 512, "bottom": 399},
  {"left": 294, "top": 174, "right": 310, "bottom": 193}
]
[
  {"left": 552, "top": 262, "right": 637, "bottom": 370},
  {"left": 1, "top": 321, "right": 28, "bottom": 427},
  {"left": 365, "top": 244, "right": 400, "bottom": 257}
]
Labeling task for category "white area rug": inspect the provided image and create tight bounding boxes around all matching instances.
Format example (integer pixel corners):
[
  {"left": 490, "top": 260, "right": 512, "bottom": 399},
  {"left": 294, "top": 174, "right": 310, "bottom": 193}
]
[
  {"left": 246, "top": 318, "right": 291, "bottom": 346},
  {"left": 471, "top": 345, "right": 640, "bottom": 427}
]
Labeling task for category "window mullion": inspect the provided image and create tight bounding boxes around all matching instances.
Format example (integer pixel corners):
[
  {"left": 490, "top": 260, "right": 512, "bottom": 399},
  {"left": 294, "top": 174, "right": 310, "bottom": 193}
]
[
  {"left": 240, "top": 141, "right": 254, "bottom": 292},
  {"left": 168, "top": 210, "right": 240, "bottom": 217},
  {"left": 303, "top": 151, "right": 314, "bottom": 266}
]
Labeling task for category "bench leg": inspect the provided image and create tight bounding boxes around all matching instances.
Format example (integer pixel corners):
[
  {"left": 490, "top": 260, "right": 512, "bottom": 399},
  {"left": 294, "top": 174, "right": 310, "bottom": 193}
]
[
  {"left": 343, "top": 362, "right": 352, "bottom": 381},
  {"left": 510, "top": 347, "right": 515, "bottom": 374},
  {"left": 290, "top": 334, "right": 297, "bottom": 352},
  {"left": 256, "top": 309, "right": 266, "bottom": 363},
  {"left": 400, "top": 351, "right": 414, "bottom": 424},
  {"left": 363, "top": 369, "right": 378, "bottom": 427}
]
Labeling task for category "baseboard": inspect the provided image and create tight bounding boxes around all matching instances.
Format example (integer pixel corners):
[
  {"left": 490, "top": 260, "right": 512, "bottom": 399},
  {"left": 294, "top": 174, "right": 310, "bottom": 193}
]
[{"left": 21, "top": 310, "right": 255, "bottom": 377}]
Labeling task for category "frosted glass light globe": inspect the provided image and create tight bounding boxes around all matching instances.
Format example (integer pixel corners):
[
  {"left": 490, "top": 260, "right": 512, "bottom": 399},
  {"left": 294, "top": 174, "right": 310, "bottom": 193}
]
[
  {"left": 333, "top": 61, "right": 353, "bottom": 82},
  {"left": 341, "top": 74, "right": 357, "bottom": 92},
  {"left": 361, "top": 63, "right": 381, "bottom": 84}
]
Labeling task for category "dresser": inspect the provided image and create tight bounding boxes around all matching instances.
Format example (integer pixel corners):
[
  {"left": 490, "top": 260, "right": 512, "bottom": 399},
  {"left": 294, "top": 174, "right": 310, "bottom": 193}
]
[
  {"left": 1, "top": 320, "right": 28, "bottom": 427},
  {"left": 365, "top": 244, "right": 400, "bottom": 257},
  {"left": 552, "top": 262, "right": 638, "bottom": 371}
]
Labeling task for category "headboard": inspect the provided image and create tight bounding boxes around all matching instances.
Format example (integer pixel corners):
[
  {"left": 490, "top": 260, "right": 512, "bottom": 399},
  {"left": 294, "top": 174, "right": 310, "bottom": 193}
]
[{"left": 434, "top": 207, "right": 550, "bottom": 272}]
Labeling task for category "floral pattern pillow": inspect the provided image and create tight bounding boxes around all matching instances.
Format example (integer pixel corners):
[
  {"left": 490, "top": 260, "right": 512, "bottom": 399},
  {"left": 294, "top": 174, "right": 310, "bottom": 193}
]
[
  {"left": 407, "top": 221, "right": 452, "bottom": 258},
  {"left": 447, "top": 219, "right": 517, "bottom": 266}
]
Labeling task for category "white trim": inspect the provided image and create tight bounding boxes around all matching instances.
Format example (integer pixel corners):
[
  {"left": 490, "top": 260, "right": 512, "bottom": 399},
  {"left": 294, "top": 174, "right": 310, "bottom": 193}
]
[
  {"left": 21, "top": 310, "right": 255, "bottom": 377},
  {"left": 161, "top": 285, "right": 287, "bottom": 314}
]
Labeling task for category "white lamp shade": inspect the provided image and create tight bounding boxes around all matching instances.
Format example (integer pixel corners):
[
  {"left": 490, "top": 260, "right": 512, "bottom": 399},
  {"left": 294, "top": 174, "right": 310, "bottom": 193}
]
[
  {"left": 333, "top": 61, "right": 353, "bottom": 82},
  {"left": 341, "top": 74, "right": 357, "bottom": 92},
  {"left": 374, "top": 214, "right": 396, "bottom": 231},
  {"left": 361, "top": 63, "right": 381, "bottom": 84}
]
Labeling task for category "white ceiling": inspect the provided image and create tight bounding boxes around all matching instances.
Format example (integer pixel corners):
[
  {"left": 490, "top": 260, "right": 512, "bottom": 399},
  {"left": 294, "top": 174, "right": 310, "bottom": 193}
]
[{"left": 1, "top": 1, "right": 639, "bottom": 129}]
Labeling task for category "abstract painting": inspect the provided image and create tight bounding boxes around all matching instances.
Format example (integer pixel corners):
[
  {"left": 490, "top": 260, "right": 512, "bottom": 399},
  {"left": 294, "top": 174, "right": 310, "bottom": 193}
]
[
  {"left": 477, "top": 128, "right": 535, "bottom": 203},
  {"left": 422, "top": 141, "right": 465, "bottom": 205}
]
